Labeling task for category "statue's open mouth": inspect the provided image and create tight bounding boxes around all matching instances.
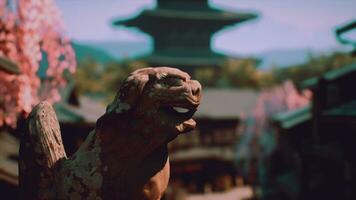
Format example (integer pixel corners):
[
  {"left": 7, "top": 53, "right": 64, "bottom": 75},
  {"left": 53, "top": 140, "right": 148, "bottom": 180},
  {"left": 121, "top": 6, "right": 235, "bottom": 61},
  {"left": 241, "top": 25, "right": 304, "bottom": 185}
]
[
  {"left": 160, "top": 106, "right": 196, "bottom": 121},
  {"left": 159, "top": 101, "right": 199, "bottom": 134}
]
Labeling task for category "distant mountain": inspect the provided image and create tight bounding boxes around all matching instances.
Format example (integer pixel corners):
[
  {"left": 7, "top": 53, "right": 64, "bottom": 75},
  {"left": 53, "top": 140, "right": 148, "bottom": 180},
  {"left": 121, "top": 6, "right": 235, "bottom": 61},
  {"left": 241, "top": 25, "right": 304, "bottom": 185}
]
[
  {"left": 255, "top": 49, "right": 313, "bottom": 70},
  {"left": 77, "top": 40, "right": 151, "bottom": 60},
  {"left": 72, "top": 42, "right": 117, "bottom": 64},
  {"left": 72, "top": 40, "right": 334, "bottom": 70}
]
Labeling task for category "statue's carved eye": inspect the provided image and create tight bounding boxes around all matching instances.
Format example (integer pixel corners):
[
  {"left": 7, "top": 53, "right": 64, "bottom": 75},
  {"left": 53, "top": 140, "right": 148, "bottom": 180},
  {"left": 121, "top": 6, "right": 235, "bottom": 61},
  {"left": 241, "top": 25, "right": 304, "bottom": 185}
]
[{"left": 159, "top": 77, "right": 183, "bottom": 87}]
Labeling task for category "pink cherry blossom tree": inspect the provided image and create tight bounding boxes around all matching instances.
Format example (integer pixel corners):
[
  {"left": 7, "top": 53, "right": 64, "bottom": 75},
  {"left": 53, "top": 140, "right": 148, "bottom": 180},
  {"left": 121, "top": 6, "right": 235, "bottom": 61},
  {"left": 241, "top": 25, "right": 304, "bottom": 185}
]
[
  {"left": 0, "top": 0, "right": 76, "bottom": 128},
  {"left": 236, "top": 81, "right": 311, "bottom": 198}
]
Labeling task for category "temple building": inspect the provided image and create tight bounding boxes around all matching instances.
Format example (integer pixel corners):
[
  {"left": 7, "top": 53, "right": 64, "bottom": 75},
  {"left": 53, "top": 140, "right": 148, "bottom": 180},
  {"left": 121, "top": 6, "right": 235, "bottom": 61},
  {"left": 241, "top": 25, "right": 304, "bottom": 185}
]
[
  {"left": 113, "top": 0, "right": 257, "bottom": 72},
  {"left": 272, "top": 63, "right": 356, "bottom": 199},
  {"left": 271, "top": 22, "right": 356, "bottom": 199}
]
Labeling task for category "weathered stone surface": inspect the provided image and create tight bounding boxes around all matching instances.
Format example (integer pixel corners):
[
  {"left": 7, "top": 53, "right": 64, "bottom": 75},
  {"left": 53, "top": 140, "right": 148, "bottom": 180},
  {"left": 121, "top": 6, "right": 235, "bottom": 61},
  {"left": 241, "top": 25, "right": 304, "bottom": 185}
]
[{"left": 19, "top": 67, "right": 202, "bottom": 199}]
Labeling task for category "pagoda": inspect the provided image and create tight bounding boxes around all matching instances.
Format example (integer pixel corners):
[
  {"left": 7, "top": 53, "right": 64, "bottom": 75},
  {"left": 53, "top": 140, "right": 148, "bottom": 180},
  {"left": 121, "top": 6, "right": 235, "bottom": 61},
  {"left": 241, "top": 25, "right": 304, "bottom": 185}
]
[{"left": 113, "top": 0, "right": 257, "bottom": 72}]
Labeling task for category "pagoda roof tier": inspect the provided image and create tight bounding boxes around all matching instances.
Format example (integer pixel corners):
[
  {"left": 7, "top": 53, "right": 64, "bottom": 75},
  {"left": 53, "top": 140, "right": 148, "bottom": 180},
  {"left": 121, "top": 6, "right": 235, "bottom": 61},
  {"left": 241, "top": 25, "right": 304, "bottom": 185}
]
[{"left": 114, "top": 8, "right": 257, "bottom": 28}]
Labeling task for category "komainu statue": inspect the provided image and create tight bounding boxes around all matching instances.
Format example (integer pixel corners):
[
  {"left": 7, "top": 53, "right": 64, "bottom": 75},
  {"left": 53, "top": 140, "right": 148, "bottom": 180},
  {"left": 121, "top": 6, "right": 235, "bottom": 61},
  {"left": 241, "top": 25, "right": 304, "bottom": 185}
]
[{"left": 19, "top": 67, "right": 201, "bottom": 200}]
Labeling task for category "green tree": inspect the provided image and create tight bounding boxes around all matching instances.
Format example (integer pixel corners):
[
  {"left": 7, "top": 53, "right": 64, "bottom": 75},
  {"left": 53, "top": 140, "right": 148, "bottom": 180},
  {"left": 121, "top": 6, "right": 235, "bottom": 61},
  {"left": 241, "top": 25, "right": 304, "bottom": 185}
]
[
  {"left": 273, "top": 52, "right": 356, "bottom": 86},
  {"left": 74, "top": 58, "right": 148, "bottom": 102}
]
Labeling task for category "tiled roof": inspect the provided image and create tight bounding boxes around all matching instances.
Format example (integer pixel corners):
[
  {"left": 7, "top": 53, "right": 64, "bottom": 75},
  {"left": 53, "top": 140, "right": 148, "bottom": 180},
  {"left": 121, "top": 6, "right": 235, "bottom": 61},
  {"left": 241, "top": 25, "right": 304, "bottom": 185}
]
[
  {"left": 55, "top": 96, "right": 106, "bottom": 124},
  {"left": 195, "top": 89, "right": 259, "bottom": 119},
  {"left": 0, "top": 132, "right": 19, "bottom": 186},
  {"left": 56, "top": 89, "right": 259, "bottom": 124},
  {"left": 0, "top": 56, "right": 21, "bottom": 75},
  {"left": 300, "top": 63, "right": 356, "bottom": 89}
]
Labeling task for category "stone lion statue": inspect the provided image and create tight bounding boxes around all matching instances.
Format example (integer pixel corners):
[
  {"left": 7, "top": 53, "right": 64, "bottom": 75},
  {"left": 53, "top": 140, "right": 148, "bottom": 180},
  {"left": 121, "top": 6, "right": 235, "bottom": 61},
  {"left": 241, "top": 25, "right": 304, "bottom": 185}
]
[{"left": 19, "top": 67, "right": 202, "bottom": 200}]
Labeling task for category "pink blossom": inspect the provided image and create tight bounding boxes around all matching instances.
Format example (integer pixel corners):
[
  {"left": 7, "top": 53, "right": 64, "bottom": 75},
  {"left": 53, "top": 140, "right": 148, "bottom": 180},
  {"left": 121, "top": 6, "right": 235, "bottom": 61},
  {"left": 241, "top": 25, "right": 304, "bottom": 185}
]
[{"left": 0, "top": 0, "right": 76, "bottom": 127}]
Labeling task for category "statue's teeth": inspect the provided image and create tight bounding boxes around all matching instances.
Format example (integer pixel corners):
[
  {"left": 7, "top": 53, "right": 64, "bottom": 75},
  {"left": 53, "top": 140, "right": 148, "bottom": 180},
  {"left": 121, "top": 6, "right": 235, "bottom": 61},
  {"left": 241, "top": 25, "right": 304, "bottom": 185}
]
[{"left": 173, "top": 107, "right": 189, "bottom": 113}]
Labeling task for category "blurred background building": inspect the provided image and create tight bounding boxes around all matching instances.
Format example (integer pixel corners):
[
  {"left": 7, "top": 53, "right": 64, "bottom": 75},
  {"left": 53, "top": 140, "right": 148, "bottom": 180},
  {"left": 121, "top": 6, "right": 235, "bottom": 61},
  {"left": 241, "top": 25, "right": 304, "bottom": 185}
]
[{"left": 113, "top": 0, "right": 257, "bottom": 73}]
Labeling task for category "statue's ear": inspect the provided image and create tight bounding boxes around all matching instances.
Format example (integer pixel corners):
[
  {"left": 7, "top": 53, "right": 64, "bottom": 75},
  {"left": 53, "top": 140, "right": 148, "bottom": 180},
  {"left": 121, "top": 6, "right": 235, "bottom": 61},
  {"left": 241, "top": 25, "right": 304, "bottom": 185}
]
[{"left": 106, "top": 69, "right": 151, "bottom": 114}]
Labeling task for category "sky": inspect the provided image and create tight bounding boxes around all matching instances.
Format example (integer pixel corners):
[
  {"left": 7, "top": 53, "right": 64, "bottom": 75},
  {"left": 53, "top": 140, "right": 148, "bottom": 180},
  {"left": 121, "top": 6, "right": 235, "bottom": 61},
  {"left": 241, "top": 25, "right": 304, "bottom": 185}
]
[{"left": 57, "top": 0, "right": 356, "bottom": 55}]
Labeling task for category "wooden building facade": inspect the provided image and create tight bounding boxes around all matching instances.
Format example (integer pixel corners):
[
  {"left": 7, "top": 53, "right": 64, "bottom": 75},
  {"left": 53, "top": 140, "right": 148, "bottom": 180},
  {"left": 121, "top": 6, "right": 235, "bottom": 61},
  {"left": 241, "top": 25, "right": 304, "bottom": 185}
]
[{"left": 273, "top": 63, "right": 356, "bottom": 199}]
